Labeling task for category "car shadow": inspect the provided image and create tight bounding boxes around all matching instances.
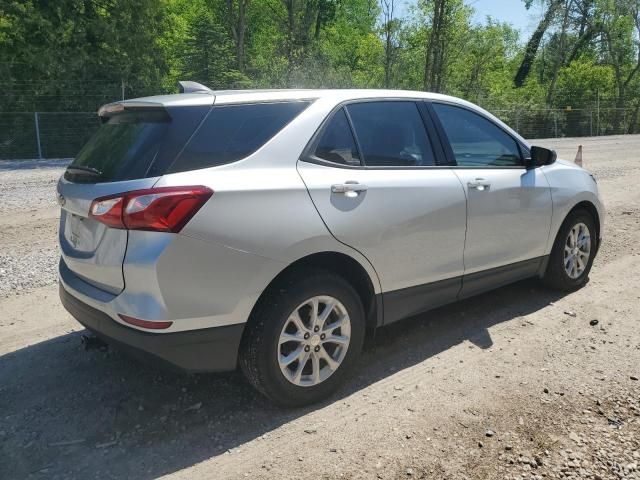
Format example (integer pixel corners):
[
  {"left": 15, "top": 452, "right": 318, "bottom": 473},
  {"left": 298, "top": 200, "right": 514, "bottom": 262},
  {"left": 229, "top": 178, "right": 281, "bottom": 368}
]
[{"left": 0, "top": 278, "right": 565, "bottom": 479}]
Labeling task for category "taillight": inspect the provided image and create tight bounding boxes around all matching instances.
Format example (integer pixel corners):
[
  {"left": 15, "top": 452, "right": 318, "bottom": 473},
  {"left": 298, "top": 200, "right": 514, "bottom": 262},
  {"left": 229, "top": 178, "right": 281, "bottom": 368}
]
[
  {"left": 89, "top": 186, "right": 213, "bottom": 233},
  {"left": 90, "top": 196, "right": 125, "bottom": 229}
]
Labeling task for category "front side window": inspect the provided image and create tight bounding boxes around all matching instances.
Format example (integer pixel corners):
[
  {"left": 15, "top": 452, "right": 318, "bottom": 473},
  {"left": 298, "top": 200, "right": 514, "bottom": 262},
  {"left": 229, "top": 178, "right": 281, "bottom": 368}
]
[
  {"left": 346, "top": 101, "right": 436, "bottom": 167},
  {"left": 313, "top": 108, "right": 361, "bottom": 166},
  {"left": 432, "top": 103, "right": 522, "bottom": 167},
  {"left": 172, "top": 101, "right": 310, "bottom": 173}
]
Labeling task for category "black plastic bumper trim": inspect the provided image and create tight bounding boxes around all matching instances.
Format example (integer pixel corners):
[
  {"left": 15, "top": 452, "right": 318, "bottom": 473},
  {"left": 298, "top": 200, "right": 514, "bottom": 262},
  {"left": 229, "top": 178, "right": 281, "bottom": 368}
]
[{"left": 59, "top": 284, "right": 244, "bottom": 373}]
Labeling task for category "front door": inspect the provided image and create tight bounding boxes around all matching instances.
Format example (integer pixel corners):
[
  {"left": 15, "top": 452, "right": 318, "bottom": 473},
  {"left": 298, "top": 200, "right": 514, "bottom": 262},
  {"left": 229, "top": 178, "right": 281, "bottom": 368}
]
[
  {"left": 429, "top": 102, "right": 553, "bottom": 297},
  {"left": 297, "top": 101, "right": 468, "bottom": 323}
]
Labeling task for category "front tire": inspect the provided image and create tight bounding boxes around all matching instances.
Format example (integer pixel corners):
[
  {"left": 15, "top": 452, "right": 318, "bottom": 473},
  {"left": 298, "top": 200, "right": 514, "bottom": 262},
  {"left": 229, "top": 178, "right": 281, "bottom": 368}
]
[
  {"left": 239, "top": 270, "right": 365, "bottom": 407},
  {"left": 542, "top": 209, "right": 597, "bottom": 291}
]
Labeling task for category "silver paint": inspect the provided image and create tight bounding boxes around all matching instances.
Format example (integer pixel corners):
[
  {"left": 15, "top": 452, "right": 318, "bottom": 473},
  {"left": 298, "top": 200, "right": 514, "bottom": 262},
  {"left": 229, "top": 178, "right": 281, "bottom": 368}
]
[{"left": 58, "top": 89, "right": 604, "bottom": 337}]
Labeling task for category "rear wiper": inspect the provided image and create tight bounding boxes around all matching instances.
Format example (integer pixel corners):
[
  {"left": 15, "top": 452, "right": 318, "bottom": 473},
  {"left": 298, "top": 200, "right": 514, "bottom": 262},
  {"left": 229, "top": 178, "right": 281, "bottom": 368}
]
[{"left": 65, "top": 165, "right": 103, "bottom": 178}]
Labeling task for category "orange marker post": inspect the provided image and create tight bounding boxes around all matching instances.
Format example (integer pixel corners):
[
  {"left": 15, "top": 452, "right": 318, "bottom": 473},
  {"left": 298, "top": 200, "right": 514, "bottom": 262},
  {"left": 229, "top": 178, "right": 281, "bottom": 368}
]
[{"left": 575, "top": 145, "right": 583, "bottom": 167}]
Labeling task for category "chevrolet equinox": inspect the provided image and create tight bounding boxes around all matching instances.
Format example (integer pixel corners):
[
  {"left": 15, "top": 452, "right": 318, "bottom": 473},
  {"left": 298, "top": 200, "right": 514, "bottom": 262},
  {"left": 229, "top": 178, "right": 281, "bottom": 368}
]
[{"left": 58, "top": 83, "right": 603, "bottom": 406}]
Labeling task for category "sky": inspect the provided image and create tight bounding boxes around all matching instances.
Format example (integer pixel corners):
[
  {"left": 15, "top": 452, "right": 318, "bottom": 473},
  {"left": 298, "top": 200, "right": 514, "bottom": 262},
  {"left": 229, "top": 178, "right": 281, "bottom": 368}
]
[{"left": 468, "top": 0, "right": 543, "bottom": 35}]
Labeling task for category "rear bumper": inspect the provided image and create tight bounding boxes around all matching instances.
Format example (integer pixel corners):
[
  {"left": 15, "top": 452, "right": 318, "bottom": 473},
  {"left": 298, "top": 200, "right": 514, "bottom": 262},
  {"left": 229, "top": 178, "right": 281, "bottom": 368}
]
[{"left": 60, "top": 283, "right": 244, "bottom": 372}]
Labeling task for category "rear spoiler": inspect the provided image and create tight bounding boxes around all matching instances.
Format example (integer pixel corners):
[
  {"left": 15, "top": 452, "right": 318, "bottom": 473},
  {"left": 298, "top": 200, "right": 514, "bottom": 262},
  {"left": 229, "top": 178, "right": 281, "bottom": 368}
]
[
  {"left": 97, "top": 101, "right": 164, "bottom": 118},
  {"left": 98, "top": 81, "right": 213, "bottom": 119}
]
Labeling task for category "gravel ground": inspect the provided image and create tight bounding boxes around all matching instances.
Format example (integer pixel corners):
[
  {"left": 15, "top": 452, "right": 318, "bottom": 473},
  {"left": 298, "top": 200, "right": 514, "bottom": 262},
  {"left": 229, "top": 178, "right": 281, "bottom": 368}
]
[
  {"left": 0, "top": 159, "right": 69, "bottom": 211},
  {"left": 0, "top": 136, "right": 639, "bottom": 479},
  {"left": 0, "top": 159, "right": 68, "bottom": 297}
]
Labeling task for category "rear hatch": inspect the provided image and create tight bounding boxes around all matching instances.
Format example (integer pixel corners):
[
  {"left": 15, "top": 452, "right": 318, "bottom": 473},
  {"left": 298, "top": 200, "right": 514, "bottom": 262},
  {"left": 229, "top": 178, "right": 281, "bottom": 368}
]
[{"left": 58, "top": 99, "right": 212, "bottom": 294}]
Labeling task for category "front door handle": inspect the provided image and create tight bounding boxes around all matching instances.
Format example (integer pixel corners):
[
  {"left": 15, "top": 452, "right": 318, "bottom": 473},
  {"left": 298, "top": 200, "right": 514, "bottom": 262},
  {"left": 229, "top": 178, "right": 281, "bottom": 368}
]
[
  {"left": 467, "top": 178, "right": 491, "bottom": 191},
  {"left": 331, "top": 181, "right": 368, "bottom": 197}
]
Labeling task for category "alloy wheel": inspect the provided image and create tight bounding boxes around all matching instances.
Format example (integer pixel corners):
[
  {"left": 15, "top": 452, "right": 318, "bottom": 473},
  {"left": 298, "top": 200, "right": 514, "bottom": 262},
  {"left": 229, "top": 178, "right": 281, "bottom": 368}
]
[
  {"left": 277, "top": 295, "right": 351, "bottom": 387},
  {"left": 564, "top": 222, "right": 591, "bottom": 279}
]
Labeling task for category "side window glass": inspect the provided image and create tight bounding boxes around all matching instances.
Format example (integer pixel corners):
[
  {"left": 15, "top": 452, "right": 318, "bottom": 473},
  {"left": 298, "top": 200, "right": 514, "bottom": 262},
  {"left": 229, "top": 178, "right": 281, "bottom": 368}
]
[
  {"left": 432, "top": 103, "right": 522, "bottom": 167},
  {"left": 172, "top": 102, "right": 310, "bottom": 173},
  {"left": 346, "top": 101, "right": 436, "bottom": 167},
  {"left": 313, "top": 109, "right": 361, "bottom": 166}
]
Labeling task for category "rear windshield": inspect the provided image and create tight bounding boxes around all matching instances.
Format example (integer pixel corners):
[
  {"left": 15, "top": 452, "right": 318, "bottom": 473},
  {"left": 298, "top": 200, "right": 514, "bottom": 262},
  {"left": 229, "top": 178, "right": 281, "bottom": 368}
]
[
  {"left": 65, "top": 101, "right": 310, "bottom": 183},
  {"left": 169, "top": 101, "right": 311, "bottom": 173},
  {"left": 65, "top": 106, "right": 209, "bottom": 183}
]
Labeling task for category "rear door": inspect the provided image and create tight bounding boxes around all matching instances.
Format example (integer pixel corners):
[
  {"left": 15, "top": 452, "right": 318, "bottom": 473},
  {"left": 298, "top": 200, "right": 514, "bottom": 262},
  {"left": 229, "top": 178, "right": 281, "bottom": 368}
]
[
  {"left": 57, "top": 104, "right": 210, "bottom": 294},
  {"left": 297, "top": 100, "right": 468, "bottom": 323},
  {"left": 429, "top": 102, "right": 552, "bottom": 297}
]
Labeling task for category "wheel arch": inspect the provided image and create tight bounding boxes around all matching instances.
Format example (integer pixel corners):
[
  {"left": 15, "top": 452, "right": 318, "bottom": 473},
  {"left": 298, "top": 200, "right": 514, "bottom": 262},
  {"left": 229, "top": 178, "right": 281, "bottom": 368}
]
[
  {"left": 547, "top": 198, "right": 602, "bottom": 257},
  {"left": 567, "top": 200, "right": 601, "bottom": 251},
  {"left": 246, "top": 251, "right": 381, "bottom": 332}
]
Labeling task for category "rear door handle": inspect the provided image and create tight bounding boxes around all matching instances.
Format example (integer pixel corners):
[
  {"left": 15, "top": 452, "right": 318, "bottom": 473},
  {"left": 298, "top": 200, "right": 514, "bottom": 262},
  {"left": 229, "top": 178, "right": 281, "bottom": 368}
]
[
  {"left": 467, "top": 178, "right": 491, "bottom": 191},
  {"left": 331, "top": 181, "right": 368, "bottom": 196}
]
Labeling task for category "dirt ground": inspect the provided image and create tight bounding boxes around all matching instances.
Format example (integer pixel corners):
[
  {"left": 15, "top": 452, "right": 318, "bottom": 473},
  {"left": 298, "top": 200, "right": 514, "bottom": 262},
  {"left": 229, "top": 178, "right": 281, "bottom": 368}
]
[{"left": 1, "top": 136, "right": 639, "bottom": 480}]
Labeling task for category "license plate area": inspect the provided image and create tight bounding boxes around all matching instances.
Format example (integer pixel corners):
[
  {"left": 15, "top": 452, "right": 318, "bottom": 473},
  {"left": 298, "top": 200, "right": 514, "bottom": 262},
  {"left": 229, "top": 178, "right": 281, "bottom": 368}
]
[{"left": 64, "top": 211, "right": 100, "bottom": 253}]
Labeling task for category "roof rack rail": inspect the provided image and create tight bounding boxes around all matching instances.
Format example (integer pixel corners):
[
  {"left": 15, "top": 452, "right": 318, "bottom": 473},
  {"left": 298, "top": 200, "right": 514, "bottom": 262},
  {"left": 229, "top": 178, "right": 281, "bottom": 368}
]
[{"left": 178, "top": 81, "right": 213, "bottom": 94}]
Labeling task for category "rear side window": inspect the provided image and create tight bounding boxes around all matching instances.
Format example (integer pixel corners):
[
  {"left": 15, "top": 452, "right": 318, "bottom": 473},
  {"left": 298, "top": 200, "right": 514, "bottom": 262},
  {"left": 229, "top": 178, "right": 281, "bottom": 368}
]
[
  {"left": 171, "top": 101, "right": 310, "bottom": 173},
  {"left": 346, "top": 101, "right": 436, "bottom": 167},
  {"left": 432, "top": 103, "right": 522, "bottom": 167},
  {"left": 313, "top": 109, "right": 361, "bottom": 166}
]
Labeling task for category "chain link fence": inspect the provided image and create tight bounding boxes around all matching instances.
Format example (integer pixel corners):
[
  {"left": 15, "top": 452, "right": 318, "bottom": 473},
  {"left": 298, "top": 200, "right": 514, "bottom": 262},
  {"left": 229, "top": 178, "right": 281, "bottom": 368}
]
[
  {"left": 493, "top": 107, "right": 638, "bottom": 139},
  {"left": 1, "top": 107, "right": 639, "bottom": 160},
  {"left": 0, "top": 112, "right": 100, "bottom": 160}
]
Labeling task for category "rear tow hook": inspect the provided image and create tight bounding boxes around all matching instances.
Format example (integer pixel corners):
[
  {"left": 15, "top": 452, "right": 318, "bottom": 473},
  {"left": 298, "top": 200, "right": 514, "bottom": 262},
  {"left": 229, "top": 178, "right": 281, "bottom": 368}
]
[{"left": 81, "top": 334, "right": 109, "bottom": 352}]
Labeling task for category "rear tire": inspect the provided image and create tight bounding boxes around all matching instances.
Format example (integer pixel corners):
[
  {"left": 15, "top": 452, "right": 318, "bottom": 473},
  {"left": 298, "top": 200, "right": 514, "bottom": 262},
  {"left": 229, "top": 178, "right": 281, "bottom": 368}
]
[
  {"left": 542, "top": 209, "right": 596, "bottom": 291},
  {"left": 239, "top": 270, "right": 365, "bottom": 407}
]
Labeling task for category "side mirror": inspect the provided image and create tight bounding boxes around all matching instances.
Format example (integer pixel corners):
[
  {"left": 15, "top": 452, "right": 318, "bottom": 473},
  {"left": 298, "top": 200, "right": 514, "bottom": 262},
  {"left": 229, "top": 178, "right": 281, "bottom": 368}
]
[{"left": 526, "top": 146, "right": 557, "bottom": 169}]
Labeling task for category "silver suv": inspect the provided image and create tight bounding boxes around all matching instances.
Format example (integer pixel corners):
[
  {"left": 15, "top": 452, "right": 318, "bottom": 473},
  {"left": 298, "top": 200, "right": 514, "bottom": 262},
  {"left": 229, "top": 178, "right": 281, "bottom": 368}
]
[{"left": 58, "top": 83, "right": 603, "bottom": 406}]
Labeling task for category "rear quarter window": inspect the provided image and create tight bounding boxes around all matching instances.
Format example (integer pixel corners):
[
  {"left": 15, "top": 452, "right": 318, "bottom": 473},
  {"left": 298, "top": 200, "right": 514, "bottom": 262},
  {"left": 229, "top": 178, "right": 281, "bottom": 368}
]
[{"left": 170, "top": 101, "right": 311, "bottom": 173}]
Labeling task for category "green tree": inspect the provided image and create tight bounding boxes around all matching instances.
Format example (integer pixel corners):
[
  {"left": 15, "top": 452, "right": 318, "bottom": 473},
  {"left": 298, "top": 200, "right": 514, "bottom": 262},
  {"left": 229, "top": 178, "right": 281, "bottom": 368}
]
[
  {"left": 596, "top": 0, "right": 640, "bottom": 129},
  {"left": 0, "top": 0, "right": 168, "bottom": 111},
  {"left": 2, "top": 0, "right": 640, "bottom": 139},
  {"left": 316, "top": 0, "right": 382, "bottom": 87},
  {"left": 514, "top": 0, "right": 564, "bottom": 88},
  {"left": 420, "top": 0, "right": 470, "bottom": 93},
  {"left": 181, "top": 3, "right": 249, "bottom": 88}
]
